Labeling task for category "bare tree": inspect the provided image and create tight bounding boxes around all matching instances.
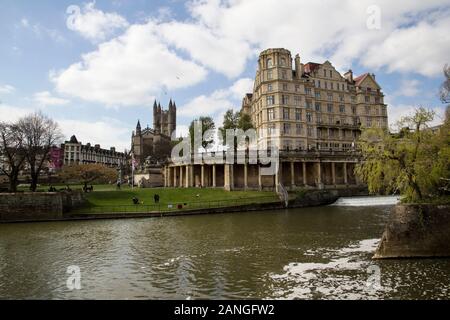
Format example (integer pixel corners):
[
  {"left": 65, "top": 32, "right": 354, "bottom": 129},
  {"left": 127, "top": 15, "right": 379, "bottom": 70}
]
[
  {"left": 440, "top": 64, "right": 450, "bottom": 104},
  {"left": 0, "top": 122, "right": 27, "bottom": 192},
  {"left": 17, "top": 112, "right": 63, "bottom": 192}
]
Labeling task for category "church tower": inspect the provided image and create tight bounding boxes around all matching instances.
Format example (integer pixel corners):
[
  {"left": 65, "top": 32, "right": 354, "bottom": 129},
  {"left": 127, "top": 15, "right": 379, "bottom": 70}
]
[{"left": 168, "top": 99, "right": 177, "bottom": 136}]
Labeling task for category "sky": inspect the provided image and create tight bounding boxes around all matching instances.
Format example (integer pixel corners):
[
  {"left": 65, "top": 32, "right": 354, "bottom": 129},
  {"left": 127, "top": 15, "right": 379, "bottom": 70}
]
[{"left": 0, "top": 0, "right": 449, "bottom": 152}]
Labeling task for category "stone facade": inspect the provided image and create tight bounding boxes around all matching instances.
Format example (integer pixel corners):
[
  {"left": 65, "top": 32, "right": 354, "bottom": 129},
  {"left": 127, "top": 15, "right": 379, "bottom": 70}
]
[
  {"left": 62, "top": 135, "right": 126, "bottom": 167},
  {"left": 242, "top": 48, "right": 388, "bottom": 151},
  {"left": 131, "top": 100, "right": 176, "bottom": 165}
]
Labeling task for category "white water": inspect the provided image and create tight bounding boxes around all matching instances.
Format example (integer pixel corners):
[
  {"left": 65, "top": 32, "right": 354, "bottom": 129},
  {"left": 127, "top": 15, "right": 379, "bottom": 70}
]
[{"left": 331, "top": 195, "right": 400, "bottom": 207}]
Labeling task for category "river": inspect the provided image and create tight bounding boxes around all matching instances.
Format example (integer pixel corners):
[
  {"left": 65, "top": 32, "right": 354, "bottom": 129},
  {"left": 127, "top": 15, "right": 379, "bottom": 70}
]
[{"left": 0, "top": 205, "right": 449, "bottom": 299}]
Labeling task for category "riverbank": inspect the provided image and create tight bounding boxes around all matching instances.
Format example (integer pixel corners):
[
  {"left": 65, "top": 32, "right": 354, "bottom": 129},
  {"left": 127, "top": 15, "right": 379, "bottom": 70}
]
[{"left": 0, "top": 187, "right": 368, "bottom": 223}]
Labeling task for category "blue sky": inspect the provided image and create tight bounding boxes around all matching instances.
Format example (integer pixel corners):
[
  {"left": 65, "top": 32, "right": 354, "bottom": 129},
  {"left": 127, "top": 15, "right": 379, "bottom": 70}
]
[{"left": 0, "top": 0, "right": 449, "bottom": 151}]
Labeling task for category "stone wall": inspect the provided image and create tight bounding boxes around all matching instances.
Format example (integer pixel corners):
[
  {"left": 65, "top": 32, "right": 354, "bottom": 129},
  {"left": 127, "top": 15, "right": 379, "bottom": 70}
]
[
  {"left": 374, "top": 204, "right": 450, "bottom": 259},
  {"left": 289, "top": 187, "right": 368, "bottom": 208},
  {"left": 0, "top": 191, "right": 85, "bottom": 222}
]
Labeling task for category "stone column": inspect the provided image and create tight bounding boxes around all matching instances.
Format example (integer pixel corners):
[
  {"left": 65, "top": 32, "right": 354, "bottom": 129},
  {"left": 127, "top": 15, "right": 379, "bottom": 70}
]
[
  {"left": 201, "top": 164, "right": 205, "bottom": 187},
  {"left": 185, "top": 165, "right": 190, "bottom": 188},
  {"left": 343, "top": 162, "right": 348, "bottom": 185},
  {"left": 290, "top": 161, "right": 295, "bottom": 188},
  {"left": 179, "top": 166, "right": 184, "bottom": 188},
  {"left": 190, "top": 165, "right": 194, "bottom": 187},
  {"left": 317, "top": 162, "right": 323, "bottom": 189},
  {"left": 302, "top": 162, "right": 307, "bottom": 186},
  {"left": 244, "top": 163, "right": 248, "bottom": 190},
  {"left": 275, "top": 162, "right": 282, "bottom": 192},
  {"left": 174, "top": 166, "right": 177, "bottom": 187},
  {"left": 164, "top": 167, "right": 168, "bottom": 187},
  {"left": 258, "top": 165, "right": 262, "bottom": 191},
  {"left": 224, "top": 164, "right": 234, "bottom": 191},
  {"left": 332, "top": 162, "right": 336, "bottom": 186},
  {"left": 212, "top": 164, "right": 216, "bottom": 188}
]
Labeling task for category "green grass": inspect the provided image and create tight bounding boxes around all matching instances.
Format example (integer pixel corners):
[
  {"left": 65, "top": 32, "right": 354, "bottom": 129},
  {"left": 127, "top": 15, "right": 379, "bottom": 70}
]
[
  {"left": 85, "top": 187, "right": 276, "bottom": 206},
  {"left": 16, "top": 183, "right": 279, "bottom": 214}
]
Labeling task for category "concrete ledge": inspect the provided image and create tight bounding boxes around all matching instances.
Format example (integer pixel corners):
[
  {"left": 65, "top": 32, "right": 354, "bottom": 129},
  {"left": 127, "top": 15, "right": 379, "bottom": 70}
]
[{"left": 374, "top": 204, "right": 450, "bottom": 259}]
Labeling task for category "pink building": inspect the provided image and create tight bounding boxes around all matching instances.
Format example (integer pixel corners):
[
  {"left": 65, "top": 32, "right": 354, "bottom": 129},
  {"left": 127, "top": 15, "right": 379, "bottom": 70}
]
[{"left": 48, "top": 146, "right": 64, "bottom": 171}]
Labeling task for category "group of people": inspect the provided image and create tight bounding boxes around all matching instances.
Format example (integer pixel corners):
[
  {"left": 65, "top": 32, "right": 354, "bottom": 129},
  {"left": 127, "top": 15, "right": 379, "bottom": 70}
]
[{"left": 132, "top": 194, "right": 160, "bottom": 205}]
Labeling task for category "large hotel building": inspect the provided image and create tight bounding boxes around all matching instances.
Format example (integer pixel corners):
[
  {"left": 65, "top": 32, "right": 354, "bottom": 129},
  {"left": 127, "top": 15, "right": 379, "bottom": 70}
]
[
  {"left": 241, "top": 48, "right": 388, "bottom": 151},
  {"left": 164, "top": 48, "right": 388, "bottom": 192}
]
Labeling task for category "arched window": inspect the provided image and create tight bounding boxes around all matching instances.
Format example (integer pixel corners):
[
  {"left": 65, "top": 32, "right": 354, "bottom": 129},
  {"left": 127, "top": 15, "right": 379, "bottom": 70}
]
[{"left": 267, "top": 58, "right": 273, "bottom": 67}]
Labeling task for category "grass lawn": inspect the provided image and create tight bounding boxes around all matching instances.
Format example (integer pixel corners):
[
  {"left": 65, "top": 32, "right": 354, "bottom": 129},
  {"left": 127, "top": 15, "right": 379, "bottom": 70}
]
[
  {"left": 80, "top": 187, "right": 278, "bottom": 213},
  {"left": 19, "top": 184, "right": 278, "bottom": 213}
]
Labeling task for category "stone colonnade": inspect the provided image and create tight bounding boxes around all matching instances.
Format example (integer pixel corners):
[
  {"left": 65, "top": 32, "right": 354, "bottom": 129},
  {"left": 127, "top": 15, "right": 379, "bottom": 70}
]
[{"left": 164, "top": 161, "right": 359, "bottom": 191}]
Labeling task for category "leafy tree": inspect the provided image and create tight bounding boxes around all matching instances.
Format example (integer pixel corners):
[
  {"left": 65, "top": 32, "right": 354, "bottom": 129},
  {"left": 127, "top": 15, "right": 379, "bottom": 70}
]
[
  {"left": 218, "top": 109, "right": 254, "bottom": 148},
  {"left": 0, "top": 122, "right": 26, "bottom": 192},
  {"left": 356, "top": 107, "right": 449, "bottom": 202},
  {"left": 17, "top": 112, "right": 63, "bottom": 192},
  {"left": 188, "top": 116, "right": 215, "bottom": 150},
  {"left": 59, "top": 163, "right": 118, "bottom": 187},
  {"left": 238, "top": 112, "right": 254, "bottom": 131}
]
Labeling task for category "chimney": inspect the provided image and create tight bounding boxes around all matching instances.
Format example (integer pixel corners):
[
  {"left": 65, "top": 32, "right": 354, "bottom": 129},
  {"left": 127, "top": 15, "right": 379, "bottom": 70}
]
[
  {"left": 294, "top": 54, "right": 304, "bottom": 79},
  {"left": 344, "top": 69, "right": 353, "bottom": 82}
]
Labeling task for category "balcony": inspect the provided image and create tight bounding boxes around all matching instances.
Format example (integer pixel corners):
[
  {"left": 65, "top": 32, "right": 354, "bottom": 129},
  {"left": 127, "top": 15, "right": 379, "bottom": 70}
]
[{"left": 316, "top": 121, "right": 361, "bottom": 130}]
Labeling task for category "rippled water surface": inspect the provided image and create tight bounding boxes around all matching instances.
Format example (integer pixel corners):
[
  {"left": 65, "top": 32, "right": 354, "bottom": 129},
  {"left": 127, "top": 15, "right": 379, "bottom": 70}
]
[{"left": 0, "top": 206, "right": 449, "bottom": 299}]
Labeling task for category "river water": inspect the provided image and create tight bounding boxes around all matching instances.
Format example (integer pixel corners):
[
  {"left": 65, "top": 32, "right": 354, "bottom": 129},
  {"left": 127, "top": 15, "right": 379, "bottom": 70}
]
[{"left": 0, "top": 205, "right": 449, "bottom": 299}]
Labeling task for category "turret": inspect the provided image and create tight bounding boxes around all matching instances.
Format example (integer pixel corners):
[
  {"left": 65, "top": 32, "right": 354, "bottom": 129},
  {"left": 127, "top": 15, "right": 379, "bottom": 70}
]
[
  {"left": 168, "top": 100, "right": 177, "bottom": 136},
  {"left": 257, "top": 48, "right": 292, "bottom": 81},
  {"left": 136, "top": 120, "right": 141, "bottom": 135}
]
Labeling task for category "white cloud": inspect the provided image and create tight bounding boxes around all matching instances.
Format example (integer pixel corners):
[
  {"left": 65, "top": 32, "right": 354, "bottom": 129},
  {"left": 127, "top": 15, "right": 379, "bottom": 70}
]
[
  {"left": 397, "top": 79, "right": 421, "bottom": 97},
  {"left": 157, "top": 21, "right": 252, "bottom": 78},
  {"left": 363, "top": 14, "right": 450, "bottom": 77},
  {"left": 0, "top": 103, "right": 130, "bottom": 151},
  {"left": 50, "top": 0, "right": 450, "bottom": 110},
  {"left": 67, "top": 2, "right": 129, "bottom": 42},
  {"left": 175, "top": 0, "right": 450, "bottom": 78},
  {"left": 0, "top": 84, "right": 15, "bottom": 94},
  {"left": 51, "top": 22, "right": 208, "bottom": 107},
  {"left": 20, "top": 18, "right": 29, "bottom": 28},
  {"left": 33, "top": 91, "right": 70, "bottom": 107},
  {"left": 0, "top": 104, "right": 33, "bottom": 122},
  {"left": 18, "top": 17, "right": 66, "bottom": 43},
  {"left": 59, "top": 118, "right": 130, "bottom": 152},
  {"left": 388, "top": 103, "right": 446, "bottom": 130},
  {"left": 178, "top": 77, "right": 253, "bottom": 119}
]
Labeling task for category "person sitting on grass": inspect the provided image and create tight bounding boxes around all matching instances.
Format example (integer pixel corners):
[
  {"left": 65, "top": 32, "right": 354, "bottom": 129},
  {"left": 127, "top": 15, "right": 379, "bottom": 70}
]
[{"left": 132, "top": 197, "right": 139, "bottom": 205}]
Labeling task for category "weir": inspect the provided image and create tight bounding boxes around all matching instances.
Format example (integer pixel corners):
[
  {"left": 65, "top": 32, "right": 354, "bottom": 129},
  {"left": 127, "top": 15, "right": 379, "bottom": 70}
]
[{"left": 330, "top": 195, "right": 400, "bottom": 207}]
